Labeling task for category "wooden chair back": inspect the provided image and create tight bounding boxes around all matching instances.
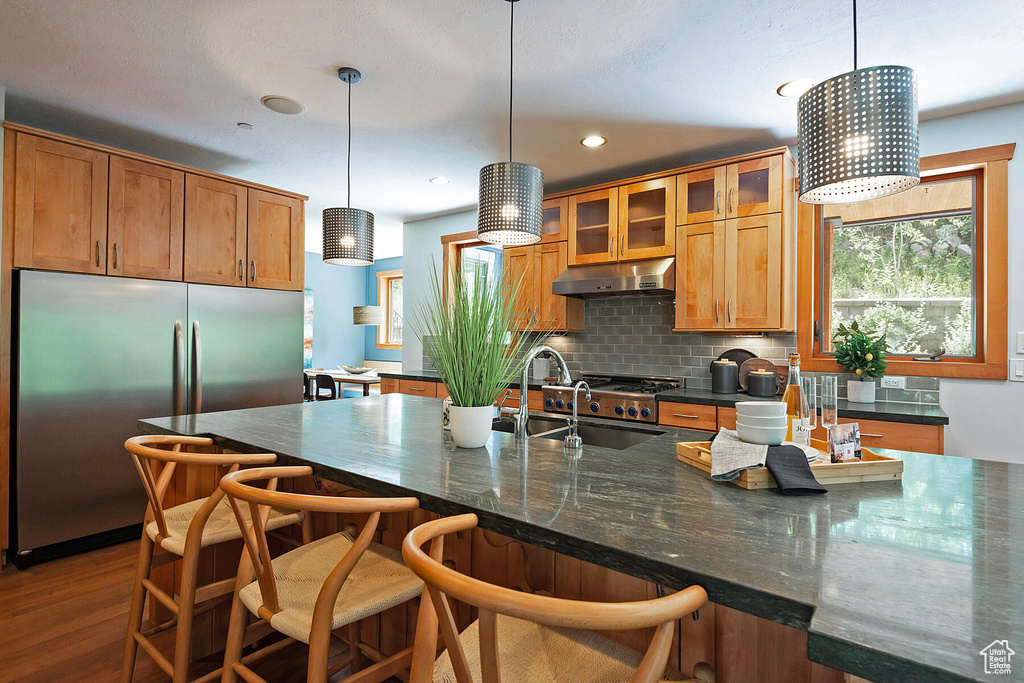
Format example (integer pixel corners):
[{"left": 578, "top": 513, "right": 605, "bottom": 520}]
[
  {"left": 124, "top": 434, "right": 279, "bottom": 543},
  {"left": 403, "top": 514, "right": 708, "bottom": 683},
  {"left": 219, "top": 466, "right": 420, "bottom": 620}
]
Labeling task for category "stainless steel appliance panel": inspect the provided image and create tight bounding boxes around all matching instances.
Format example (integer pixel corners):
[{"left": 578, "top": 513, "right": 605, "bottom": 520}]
[
  {"left": 15, "top": 271, "right": 188, "bottom": 550},
  {"left": 186, "top": 285, "right": 302, "bottom": 413}
]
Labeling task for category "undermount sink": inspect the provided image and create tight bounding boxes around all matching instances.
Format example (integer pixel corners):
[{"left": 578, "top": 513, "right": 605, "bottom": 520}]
[
  {"left": 533, "top": 423, "right": 664, "bottom": 450},
  {"left": 492, "top": 416, "right": 665, "bottom": 450}
]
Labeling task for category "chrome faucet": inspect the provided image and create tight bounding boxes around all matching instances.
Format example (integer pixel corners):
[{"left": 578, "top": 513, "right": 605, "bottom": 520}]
[
  {"left": 515, "top": 345, "right": 572, "bottom": 439},
  {"left": 563, "top": 380, "right": 591, "bottom": 452}
]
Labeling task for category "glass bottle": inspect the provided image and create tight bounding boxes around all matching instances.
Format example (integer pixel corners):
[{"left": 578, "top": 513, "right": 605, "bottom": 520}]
[{"left": 782, "top": 353, "right": 810, "bottom": 446}]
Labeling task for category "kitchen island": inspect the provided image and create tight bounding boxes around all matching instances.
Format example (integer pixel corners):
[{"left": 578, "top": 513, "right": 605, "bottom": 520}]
[{"left": 140, "top": 394, "right": 1022, "bottom": 683}]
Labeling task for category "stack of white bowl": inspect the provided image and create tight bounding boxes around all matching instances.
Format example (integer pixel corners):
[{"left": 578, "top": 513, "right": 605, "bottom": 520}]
[{"left": 735, "top": 401, "right": 788, "bottom": 445}]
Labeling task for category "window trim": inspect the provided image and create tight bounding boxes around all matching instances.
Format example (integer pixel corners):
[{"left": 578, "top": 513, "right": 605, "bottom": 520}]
[
  {"left": 797, "top": 143, "right": 1014, "bottom": 379},
  {"left": 376, "top": 269, "right": 403, "bottom": 349},
  {"left": 440, "top": 230, "right": 489, "bottom": 305}
]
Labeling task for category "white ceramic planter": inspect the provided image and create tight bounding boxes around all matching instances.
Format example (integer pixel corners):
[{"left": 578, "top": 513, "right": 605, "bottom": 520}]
[
  {"left": 448, "top": 405, "right": 494, "bottom": 448},
  {"left": 847, "top": 379, "right": 876, "bottom": 404}
]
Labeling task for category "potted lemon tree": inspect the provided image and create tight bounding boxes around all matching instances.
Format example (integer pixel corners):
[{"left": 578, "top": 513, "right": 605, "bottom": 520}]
[
  {"left": 410, "top": 259, "right": 539, "bottom": 448},
  {"left": 832, "top": 321, "right": 888, "bottom": 404}
]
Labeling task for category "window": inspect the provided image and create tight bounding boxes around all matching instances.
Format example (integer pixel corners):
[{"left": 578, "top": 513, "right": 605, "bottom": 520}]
[
  {"left": 797, "top": 144, "right": 1014, "bottom": 379},
  {"left": 376, "top": 270, "right": 402, "bottom": 349},
  {"left": 440, "top": 231, "right": 504, "bottom": 304}
]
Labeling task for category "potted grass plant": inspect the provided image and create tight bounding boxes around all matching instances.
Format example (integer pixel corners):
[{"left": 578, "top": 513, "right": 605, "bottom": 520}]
[
  {"left": 410, "top": 259, "right": 540, "bottom": 448},
  {"left": 832, "top": 320, "right": 888, "bottom": 404}
]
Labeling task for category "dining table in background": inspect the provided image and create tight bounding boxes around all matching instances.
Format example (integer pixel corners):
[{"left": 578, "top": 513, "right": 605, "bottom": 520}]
[{"left": 304, "top": 370, "right": 381, "bottom": 397}]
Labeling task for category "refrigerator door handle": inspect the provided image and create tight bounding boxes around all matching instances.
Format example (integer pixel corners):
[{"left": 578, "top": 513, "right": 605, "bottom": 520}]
[
  {"left": 191, "top": 320, "right": 203, "bottom": 413},
  {"left": 173, "top": 320, "right": 186, "bottom": 415}
]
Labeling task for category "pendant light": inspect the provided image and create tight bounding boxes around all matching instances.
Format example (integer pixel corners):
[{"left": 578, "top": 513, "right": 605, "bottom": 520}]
[
  {"left": 797, "top": 0, "right": 919, "bottom": 204},
  {"left": 352, "top": 305, "right": 383, "bottom": 325},
  {"left": 476, "top": 0, "right": 543, "bottom": 246},
  {"left": 323, "top": 67, "right": 374, "bottom": 266}
]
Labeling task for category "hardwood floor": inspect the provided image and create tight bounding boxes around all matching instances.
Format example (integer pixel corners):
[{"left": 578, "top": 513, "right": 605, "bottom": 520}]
[{"left": 0, "top": 540, "right": 351, "bottom": 683}]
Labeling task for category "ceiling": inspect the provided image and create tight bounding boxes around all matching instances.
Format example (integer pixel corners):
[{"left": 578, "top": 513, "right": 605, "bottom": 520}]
[{"left": 1, "top": 0, "right": 1022, "bottom": 260}]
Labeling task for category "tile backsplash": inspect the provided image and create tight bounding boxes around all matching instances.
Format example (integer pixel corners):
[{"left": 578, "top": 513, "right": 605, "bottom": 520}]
[{"left": 423, "top": 293, "right": 941, "bottom": 405}]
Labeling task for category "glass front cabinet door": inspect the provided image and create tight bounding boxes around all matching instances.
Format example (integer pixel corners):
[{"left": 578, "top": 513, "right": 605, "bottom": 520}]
[
  {"left": 618, "top": 178, "right": 675, "bottom": 261},
  {"left": 677, "top": 166, "right": 726, "bottom": 225},
  {"left": 726, "top": 155, "right": 783, "bottom": 218},
  {"left": 569, "top": 188, "right": 619, "bottom": 265},
  {"left": 540, "top": 197, "right": 568, "bottom": 243}
]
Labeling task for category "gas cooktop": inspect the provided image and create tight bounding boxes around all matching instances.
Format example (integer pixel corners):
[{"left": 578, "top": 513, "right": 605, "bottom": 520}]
[{"left": 541, "top": 373, "right": 683, "bottom": 423}]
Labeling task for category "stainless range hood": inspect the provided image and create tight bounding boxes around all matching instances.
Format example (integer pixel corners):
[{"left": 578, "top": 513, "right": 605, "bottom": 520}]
[{"left": 552, "top": 258, "right": 675, "bottom": 298}]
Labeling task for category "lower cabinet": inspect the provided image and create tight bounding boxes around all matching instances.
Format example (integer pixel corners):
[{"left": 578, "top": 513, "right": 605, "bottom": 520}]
[
  {"left": 658, "top": 402, "right": 717, "bottom": 431},
  {"left": 398, "top": 379, "right": 437, "bottom": 398},
  {"left": 380, "top": 377, "right": 399, "bottom": 394}
]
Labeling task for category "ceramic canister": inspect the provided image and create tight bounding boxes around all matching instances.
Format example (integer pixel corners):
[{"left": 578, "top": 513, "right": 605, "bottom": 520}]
[
  {"left": 711, "top": 359, "right": 739, "bottom": 394},
  {"left": 747, "top": 369, "right": 778, "bottom": 397}
]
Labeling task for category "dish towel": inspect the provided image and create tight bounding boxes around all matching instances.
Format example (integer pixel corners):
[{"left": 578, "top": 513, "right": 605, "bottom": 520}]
[
  {"left": 764, "top": 445, "right": 827, "bottom": 495},
  {"left": 710, "top": 428, "right": 768, "bottom": 481}
]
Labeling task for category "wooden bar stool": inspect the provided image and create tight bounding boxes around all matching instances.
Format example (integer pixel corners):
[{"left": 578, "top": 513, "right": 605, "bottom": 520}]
[
  {"left": 121, "top": 435, "right": 308, "bottom": 683},
  {"left": 403, "top": 513, "right": 711, "bottom": 683},
  {"left": 218, "top": 465, "right": 423, "bottom": 683}
]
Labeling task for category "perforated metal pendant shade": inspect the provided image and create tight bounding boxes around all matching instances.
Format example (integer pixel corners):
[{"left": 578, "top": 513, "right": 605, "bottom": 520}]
[
  {"left": 322, "top": 207, "right": 374, "bottom": 266},
  {"left": 798, "top": 65, "right": 920, "bottom": 204},
  {"left": 477, "top": 161, "right": 543, "bottom": 246}
]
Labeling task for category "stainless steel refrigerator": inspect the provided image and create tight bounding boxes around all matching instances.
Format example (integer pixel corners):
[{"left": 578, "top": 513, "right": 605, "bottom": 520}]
[{"left": 12, "top": 270, "right": 302, "bottom": 563}]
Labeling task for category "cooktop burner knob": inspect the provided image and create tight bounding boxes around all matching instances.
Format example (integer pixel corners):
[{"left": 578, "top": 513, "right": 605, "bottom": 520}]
[
  {"left": 641, "top": 408, "right": 651, "bottom": 418},
  {"left": 567, "top": 401, "right": 574, "bottom": 411},
  {"left": 545, "top": 398, "right": 554, "bottom": 408},
  {"left": 590, "top": 402, "right": 600, "bottom": 413},
  {"left": 628, "top": 406, "right": 638, "bottom": 417},
  {"left": 555, "top": 399, "right": 564, "bottom": 409},
  {"left": 614, "top": 406, "right": 625, "bottom": 416}
]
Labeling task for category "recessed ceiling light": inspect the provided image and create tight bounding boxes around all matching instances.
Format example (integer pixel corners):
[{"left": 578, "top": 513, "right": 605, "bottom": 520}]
[
  {"left": 580, "top": 135, "right": 607, "bottom": 148},
  {"left": 236, "top": 122, "right": 253, "bottom": 130},
  {"left": 260, "top": 95, "right": 307, "bottom": 115},
  {"left": 776, "top": 78, "right": 815, "bottom": 97},
  {"left": 429, "top": 176, "right": 451, "bottom": 185}
]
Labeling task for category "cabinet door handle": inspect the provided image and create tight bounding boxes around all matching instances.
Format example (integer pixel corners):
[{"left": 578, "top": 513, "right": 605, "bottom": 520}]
[
  {"left": 250, "top": 260, "right": 256, "bottom": 282},
  {"left": 716, "top": 190, "right": 721, "bottom": 215},
  {"left": 715, "top": 299, "right": 720, "bottom": 323},
  {"left": 729, "top": 188, "right": 735, "bottom": 213},
  {"left": 238, "top": 259, "right": 243, "bottom": 281},
  {"left": 526, "top": 306, "right": 531, "bottom": 322},
  {"left": 620, "top": 235, "right": 624, "bottom": 256},
  {"left": 408, "top": 386, "right": 426, "bottom": 392},
  {"left": 113, "top": 243, "right": 119, "bottom": 269},
  {"left": 96, "top": 240, "right": 102, "bottom": 267},
  {"left": 609, "top": 237, "right": 613, "bottom": 258},
  {"left": 674, "top": 414, "right": 700, "bottom": 419},
  {"left": 727, "top": 298, "right": 732, "bottom": 322}
]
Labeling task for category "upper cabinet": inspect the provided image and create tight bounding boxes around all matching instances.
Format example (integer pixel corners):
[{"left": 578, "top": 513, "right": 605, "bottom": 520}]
[
  {"left": 6, "top": 125, "right": 307, "bottom": 290},
  {"left": 677, "top": 154, "right": 784, "bottom": 224},
  {"left": 504, "top": 240, "right": 583, "bottom": 333},
  {"left": 568, "top": 188, "right": 618, "bottom": 265},
  {"left": 183, "top": 175, "right": 248, "bottom": 287},
  {"left": 107, "top": 156, "right": 184, "bottom": 280},
  {"left": 247, "top": 189, "right": 304, "bottom": 290},
  {"left": 12, "top": 134, "right": 108, "bottom": 274},
  {"left": 618, "top": 177, "right": 675, "bottom": 260},
  {"left": 540, "top": 197, "right": 568, "bottom": 243}
]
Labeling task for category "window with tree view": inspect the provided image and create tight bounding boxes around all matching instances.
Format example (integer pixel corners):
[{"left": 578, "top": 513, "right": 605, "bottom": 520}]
[
  {"left": 821, "top": 173, "right": 978, "bottom": 357},
  {"left": 377, "top": 270, "right": 402, "bottom": 348}
]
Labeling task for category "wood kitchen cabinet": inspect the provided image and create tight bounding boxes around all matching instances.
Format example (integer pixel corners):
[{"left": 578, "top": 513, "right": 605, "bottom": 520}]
[
  {"left": 107, "top": 156, "right": 184, "bottom": 280},
  {"left": 12, "top": 133, "right": 109, "bottom": 274},
  {"left": 675, "top": 215, "right": 787, "bottom": 332},
  {"left": 618, "top": 177, "right": 675, "bottom": 260},
  {"left": 380, "top": 377, "right": 399, "bottom": 394},
  {"left": 183, "top": 174, "right": 248, "bottom": 286},
  {"left": 540, "top": 197, "right": 568, "bottom": 243},
  {"left": 569, "top": 187, "right": 618, "bottom": 265},
  {"left": 398, "top": 379, "right": 437, "bottom": 398},
  {"left": 504, "top": 241, "right": 583, "bottom": 333},
  {"left": 247, "top": 189, "right": 304, "bottom": 290},
  {"left": 676, "top": 154, "right": 783, "bottom": 225}
]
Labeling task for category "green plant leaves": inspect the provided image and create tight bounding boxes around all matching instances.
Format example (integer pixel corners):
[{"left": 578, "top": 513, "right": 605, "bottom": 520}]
[{"left": 831, "top": 321, "right": 889, "bottom": 379}]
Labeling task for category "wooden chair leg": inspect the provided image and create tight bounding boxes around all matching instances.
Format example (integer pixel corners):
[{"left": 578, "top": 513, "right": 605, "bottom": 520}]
[
  {"left": 220, "top": 594, "right": 250, "bottom": 683},
  {"left": 172, "top": 543, "right": 203, "bottom": 683},
  {"left": 121, "top": 532, "right": 156, "bottom": 683},
  {"left": 348, "top": 620, "right": 363, "bottom": 672},
  {"left": 301, "top": 514, "right": 313, "bottom": 545}
]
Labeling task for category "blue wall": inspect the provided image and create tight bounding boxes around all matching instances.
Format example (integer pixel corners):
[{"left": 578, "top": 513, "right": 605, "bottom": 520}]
[
  {"left": 303, "top": 251, "right": 366, "bottom": 370},
  {"left": 364, "top": 256, "right": 403, "bottom": 362}
]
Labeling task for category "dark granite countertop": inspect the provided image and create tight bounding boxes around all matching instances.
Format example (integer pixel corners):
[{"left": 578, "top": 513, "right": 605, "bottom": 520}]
[
  {"left": 377, "top": 369, "right": 548, "bottom": 391},
  {"left": 657, "top": 387, "right": 949, "bottom": 426},
  {"left": 140, "top": 396, "right": 1019, "bottom": 682}
]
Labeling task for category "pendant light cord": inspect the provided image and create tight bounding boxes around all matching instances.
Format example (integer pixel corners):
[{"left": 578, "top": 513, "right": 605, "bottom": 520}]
[
  {"left": 852, "top": 0, "right": 858, "bottom": 70},
  {"left": 509, "top": 0, "right": 514, "bottom": 163},
  {"left": 347, "top": 78, "right": 352, "bottom": 209}
]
